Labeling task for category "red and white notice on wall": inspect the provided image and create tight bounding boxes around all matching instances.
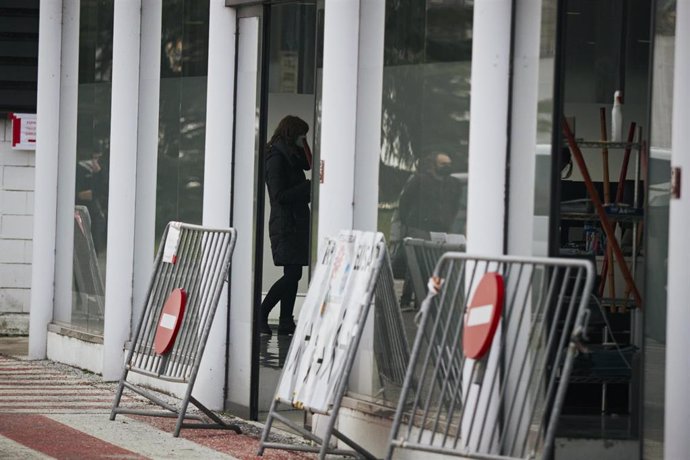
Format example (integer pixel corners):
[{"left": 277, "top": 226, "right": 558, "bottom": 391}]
[{"left": 9, "top": 113, "right": 36, "bottom": 151}]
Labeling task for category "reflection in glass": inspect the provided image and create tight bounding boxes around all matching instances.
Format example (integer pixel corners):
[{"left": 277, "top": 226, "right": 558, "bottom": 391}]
[
  {"left": 643, "top": 1, "right": 675, "bottom": 458},
  {"left": 557, "top": 0, "right": 654, "bottom": 447},
  {"left": 376, "top": 0, "right": 473, "bottom": 404},
  {"left": 268, "top": 4, "right": 316, "bottom": 95},
  {"left": 70, "top": 0, "right": 114, "bottom": 334},
  {"left": 379, "top": 1, "right": 472, "bottom": 240},
  {"left": 155, "top": 0, "right": 210, "bottom": 244},
  {"left": 259, "top": 333, "right": 292, "bottom": 370},
  {"left": 532, "top": 0, "right": 557, "bottom": 257},
  {"left": 310, "top": 3, "right": 324, "bottom": 268}
]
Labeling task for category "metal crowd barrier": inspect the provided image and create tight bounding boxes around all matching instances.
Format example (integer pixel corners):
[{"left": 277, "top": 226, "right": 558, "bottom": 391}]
[
  {"left": 403, "top": 236, "right": 466, "bottom": 309},
  {"left": 387, "top": 253, "right": 595, "bottom": 460},
  {"left": 110, "top": 222, "right": 241, "bottom": 437},
  {"left": 259, "top": 231, "right": 409, "bottom": 460},
  {"left": 374, "top": 247, "right": 411, "bottom": 389}
]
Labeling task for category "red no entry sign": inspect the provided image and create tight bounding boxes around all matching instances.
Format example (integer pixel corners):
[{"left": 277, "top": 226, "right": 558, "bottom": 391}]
[
  {"left": 154, "top": 288, "right": 187, "bottom": 355},
  {"left": 463, "top": 272, "right": 504, "bottom": 360}
]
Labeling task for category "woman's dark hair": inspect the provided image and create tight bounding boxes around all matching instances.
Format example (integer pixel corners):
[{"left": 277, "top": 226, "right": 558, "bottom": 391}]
[{"left": 268, "top": 115, "right": 309, "bottom": 147}]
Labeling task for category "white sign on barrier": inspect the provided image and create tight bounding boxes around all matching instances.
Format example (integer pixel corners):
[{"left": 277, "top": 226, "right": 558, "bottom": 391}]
[
  {"left": 276, "top": 231, "right": 384, "bottom": 413},
  {"left": 162, "top": 223, "right": 181, "bottom": 264}
]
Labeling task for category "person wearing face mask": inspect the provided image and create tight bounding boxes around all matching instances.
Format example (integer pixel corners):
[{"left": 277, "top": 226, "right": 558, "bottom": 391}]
[
  {"left": 259, "top": 115, "right": 312, "bottom": 335},
  {"left": 398, "top": 152, "right": 462, "bottom": 238},
  {"left": 395, "top": 152, "right": 463, "bottom": 308}
]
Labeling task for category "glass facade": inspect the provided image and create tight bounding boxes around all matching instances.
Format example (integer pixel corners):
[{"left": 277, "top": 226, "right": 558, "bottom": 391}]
[
  {"left": 558, "top": 0, "right": 652, "bottom": 424},
  {"left": 643, "top": 1, "right": 675, "bottom": 457},
  {"left": 70, "top": 0, "right": 114, "bottom": 334},
  {"left": 542, "top": 1, "right": 662, "bottom": 454},
  {"left": 531, "top": 0, "right": 558, "bottom": 257},
  {"left": 155, "top": 0, "right": 210, "bottom": 244},
  {"left": 378, "top": 0, "right": 472, "bottom": 276},
  {"left": 41, "top": 1, "right": 677, "bottom": 450},
  {"left": 373, "top": 0, "right": 473, "bottom": 403},
  {"left": 267, "top": 4, "right": 316, "bottom": 95}
]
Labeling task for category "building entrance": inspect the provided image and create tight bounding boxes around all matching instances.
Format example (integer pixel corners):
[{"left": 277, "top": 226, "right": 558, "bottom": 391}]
[{"left": 233, "top": 1, "right": 323, "bottom": 421}]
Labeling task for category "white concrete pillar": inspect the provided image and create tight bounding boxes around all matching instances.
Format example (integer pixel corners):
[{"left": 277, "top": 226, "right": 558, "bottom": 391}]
[
  {"left": 507, "top": 0, "right": 541, "bottom": 256},
  {"left": 466, "top": 0, "right": 513, "bottom": 256},
  {"left": 499, "top": 2, "right": 543, "bottom": 450},
  {"left": 347, "top": 0, "right": 385, "bottom": 398},
  {"left": 52, "top": 0, "right": 79, "bottom": 328},
  {"left": 194, "top": 0, "right": 236, "bottom": 411},
  {"left": 132, "top": 0, "right": 162, "bottom": 333},
  {"left": 28, "top": 0, "right": 62, "bottom": 359},
  {"left": 352, "top": 0, "right": 385, "bottom": 233},
  {"left": 226, "top": 13, "right": 259, "bottom": 416},
  {"left": 317, "top": 0, "right": 361, "bottom": 240},
  {"left": 102, "top": 0, "right": 142, "bottom": 381},
  {"left": 463, "top": 0, "right": 513, "bottom": 452},
  {"left": 665, "top": 1, "right": 690, "bottom": 456}
]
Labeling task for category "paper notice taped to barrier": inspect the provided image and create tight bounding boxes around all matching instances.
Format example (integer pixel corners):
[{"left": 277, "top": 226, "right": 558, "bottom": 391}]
[
  {"left": 163, "top": 224, "right": 181, "bottom": 264},
  {"left": 276, "top": 231, "right": 384, "bottom": 413}
]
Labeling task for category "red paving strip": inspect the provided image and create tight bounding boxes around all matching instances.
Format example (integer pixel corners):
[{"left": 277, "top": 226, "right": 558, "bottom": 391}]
[
  {"left": 0, "top": 413, "right": 148, "bottom": 459},
  {"left": 130, "top": 415, "right": 315, "bottom": 460}
]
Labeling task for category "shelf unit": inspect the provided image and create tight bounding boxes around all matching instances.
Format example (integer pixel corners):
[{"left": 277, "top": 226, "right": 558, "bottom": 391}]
[{"left": 561, "top": 119, "right": 645, "bottom": 424}]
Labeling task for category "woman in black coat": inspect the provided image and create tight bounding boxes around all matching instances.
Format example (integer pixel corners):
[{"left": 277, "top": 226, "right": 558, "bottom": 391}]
[{"left": 259, "top": 115, "right": 312, "bottom": 335}]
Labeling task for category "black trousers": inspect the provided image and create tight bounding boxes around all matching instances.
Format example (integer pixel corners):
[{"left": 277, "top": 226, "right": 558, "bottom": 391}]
[{"left": 260, "top": 265, "right": 303, "bottom": 323}]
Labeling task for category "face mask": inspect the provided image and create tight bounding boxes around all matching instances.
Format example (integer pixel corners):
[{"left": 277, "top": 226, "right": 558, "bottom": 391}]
[
  {"left": 437, "top": 165, "right": 452, "bottom": 176},
  {"left": 296, "top": 135, "right": 306, "bottom": 148}
]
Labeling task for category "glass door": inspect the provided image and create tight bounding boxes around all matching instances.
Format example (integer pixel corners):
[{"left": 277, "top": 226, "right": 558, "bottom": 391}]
[
  {"left": 552, "top": 1, "right": 656, "bottom": 456},
  {"left": 642, "top": 1, "right": 676, "bottom": 458}
]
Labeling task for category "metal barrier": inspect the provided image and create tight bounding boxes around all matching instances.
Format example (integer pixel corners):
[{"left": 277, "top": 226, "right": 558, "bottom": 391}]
[
  {"left": 259, "top": 231, "right": 409, "bottom": 459},
  {"left": 387, "top": 253, "right": 595, "bottom": 460},
  {"left": 374, "top": 246, "right": 411, "bottom": 389},
  {"left": 403, "top": 236, "right": 465, "bottom": 309},
  {"left": 110, "top": 222, "right": 241, "bottom": 437}
]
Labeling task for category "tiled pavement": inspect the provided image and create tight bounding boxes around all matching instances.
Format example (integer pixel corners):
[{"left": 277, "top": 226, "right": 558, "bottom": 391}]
[{"left": 0, "top": 339, "right": 314, "bottom": 460}]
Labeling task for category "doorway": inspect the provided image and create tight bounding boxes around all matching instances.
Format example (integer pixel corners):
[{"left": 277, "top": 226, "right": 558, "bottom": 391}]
[
  {"left": 233, "top": 1, "right": 323, "bottom": 421},
  {"left": 550, "top": 1, "right": 668, "bottom": 458}
]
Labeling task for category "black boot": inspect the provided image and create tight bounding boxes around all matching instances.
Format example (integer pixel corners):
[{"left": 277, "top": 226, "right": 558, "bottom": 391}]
[
  {"left": 278, "top": 318, "right": 296, "bottom": 335},
  {"left": 259, "top": 304, "right": 272, "bottom": 335},
  {"left": 259, "top": 320, "right": 272, "bottom": 335}
]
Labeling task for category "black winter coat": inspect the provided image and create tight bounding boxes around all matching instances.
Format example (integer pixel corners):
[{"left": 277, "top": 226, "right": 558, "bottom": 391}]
[
  {"left": 398, "top": 172, "right": 463, "bottom": 233},
  {"left": 264, "top": 140, "right": 311, "bottom": 266}
]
